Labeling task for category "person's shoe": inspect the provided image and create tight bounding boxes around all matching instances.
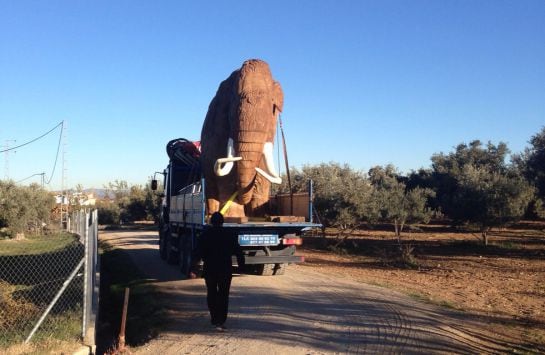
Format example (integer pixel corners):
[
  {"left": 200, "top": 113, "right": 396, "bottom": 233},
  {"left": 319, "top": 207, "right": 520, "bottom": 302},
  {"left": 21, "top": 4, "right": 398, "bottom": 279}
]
[{"left": 215, "top": 325, "right": 224, "bottom": 332}]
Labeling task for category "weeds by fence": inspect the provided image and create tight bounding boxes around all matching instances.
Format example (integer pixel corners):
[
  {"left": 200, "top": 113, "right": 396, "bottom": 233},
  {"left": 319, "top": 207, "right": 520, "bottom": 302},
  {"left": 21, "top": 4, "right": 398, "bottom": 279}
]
[{"left": 0, "top": 210, "right": 98, "bottom": 352}]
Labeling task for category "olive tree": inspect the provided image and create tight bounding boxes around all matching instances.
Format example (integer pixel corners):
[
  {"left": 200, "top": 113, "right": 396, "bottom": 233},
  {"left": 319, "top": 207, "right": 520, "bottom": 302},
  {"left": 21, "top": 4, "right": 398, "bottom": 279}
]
[
  {"left": 431, "top": 140, "right": 509, "bottom": 218},
  {"left": 431, "top": 141, "right": 534, "bottom": 244},
  {"left": 98, "top": 180, "right": 162, "bottom": 224},
  {"left": 369, "top": 165, "right": 435, "bottom": 243},
  {"left": 453, "top": 165, "right": 533, "bottom": 245},
  {"left": 514, "top": 126, "right": 545, "bottom": 218},
  {"left": 0, "top": 181, "right": 55, "bottom": 237},
  {"left": 278, "top": 163, "right": 375, "bottom": 239}
]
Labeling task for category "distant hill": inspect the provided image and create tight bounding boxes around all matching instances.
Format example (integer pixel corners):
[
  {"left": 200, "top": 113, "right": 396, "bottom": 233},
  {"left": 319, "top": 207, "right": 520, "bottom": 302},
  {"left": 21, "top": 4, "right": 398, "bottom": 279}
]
[
  {"left": 83, "top": 188, "right": 109, "bottom": 199},
  {"left": 52, "top": 188, "right": 110, "bottom": 199}
]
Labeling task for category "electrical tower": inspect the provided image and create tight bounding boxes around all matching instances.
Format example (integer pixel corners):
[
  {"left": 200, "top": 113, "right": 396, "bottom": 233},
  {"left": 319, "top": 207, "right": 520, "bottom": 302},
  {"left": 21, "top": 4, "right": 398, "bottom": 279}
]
[
  {"left": 60, "top": 121, "right": 68, "bottom": 229},
  {"left": 4, "top": 139, "right": 16, "bottom": 180}
]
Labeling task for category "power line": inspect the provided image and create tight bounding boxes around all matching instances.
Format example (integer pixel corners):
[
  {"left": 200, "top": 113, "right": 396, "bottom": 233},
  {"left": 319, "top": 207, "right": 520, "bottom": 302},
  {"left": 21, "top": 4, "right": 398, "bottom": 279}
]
[
  {"left": 45, "top": 121, "right": 64, "bottom": 185},
  {"left": 16, "top": 172, "right": 45, "bottom": 186},
  {"left": 0, "top": 121, "right": 63, "bottom": 153}
]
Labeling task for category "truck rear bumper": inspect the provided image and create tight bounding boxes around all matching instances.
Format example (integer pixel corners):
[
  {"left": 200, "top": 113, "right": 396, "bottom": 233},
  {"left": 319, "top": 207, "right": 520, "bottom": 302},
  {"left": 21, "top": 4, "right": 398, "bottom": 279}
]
[{"left": 235, "top": 255, "right": 304, "bottom": 265}]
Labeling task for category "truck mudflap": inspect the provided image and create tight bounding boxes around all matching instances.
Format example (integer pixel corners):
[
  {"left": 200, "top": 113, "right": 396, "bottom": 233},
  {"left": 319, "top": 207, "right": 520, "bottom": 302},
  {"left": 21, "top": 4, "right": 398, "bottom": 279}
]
[{"left": 232, "top": 255, "right": 304, "bottom": 265}]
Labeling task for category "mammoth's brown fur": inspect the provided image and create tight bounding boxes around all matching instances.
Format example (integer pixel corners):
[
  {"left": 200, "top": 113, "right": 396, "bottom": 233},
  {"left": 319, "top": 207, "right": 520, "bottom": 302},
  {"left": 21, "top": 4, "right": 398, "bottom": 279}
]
[{"left": 200, "top": 59, "right": 284, "bottom": 218}]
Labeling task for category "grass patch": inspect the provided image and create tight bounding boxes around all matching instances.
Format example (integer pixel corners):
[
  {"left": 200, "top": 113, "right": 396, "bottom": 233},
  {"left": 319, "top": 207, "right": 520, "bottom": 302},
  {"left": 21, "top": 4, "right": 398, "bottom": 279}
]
[
  {"left": 0, "top": 284, "right": 83, "bottom": 350},
  {"left": 408, "top": 292, "right": 431, "bottom": 303},
  {"left": 439, "top": 300, "right": 458, "bottom": 310},
  {"left": 0, "top": 282, "right": 83, "bottom": 353},
  {"left": 0, "top": 232, "right": 78, "bottom": 256},
  {"left": 367, "top": 280, "right": 394, "bottom": 289},
  {"left": 3, "top": 338, "right": 82, "bottom": 355},
  {"left": 97, "top": 241, "right": 166, "bottom": 353},
  {"left": 406, "top": 291, "right": 461, "bottom": 311}
]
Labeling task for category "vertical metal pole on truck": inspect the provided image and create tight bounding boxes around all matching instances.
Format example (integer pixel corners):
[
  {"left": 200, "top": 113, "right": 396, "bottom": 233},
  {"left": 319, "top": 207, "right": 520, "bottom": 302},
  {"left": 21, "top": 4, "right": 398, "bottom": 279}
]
[{"left": 308, "top": 179, "right": 314, "bottom": 223}]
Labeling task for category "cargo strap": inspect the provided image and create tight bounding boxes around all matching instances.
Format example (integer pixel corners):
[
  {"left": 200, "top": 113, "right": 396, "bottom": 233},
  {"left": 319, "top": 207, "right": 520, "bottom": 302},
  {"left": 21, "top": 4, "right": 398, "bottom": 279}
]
[{"left": 220, "top": 190, "right": 239, "bottom": 215}]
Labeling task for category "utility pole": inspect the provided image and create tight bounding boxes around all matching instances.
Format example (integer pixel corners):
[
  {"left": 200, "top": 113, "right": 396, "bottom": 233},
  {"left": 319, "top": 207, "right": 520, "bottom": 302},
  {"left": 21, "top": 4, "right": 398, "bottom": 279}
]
[
  {"left": 4, "top": 139, "right": 16, "bottom": 180},
  {"left": 60, "top": 121, "right": 68, "bottom": 229}
]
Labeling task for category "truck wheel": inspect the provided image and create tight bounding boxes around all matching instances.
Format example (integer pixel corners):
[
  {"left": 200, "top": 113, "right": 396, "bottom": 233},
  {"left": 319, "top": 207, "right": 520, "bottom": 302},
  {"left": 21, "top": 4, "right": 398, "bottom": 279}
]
[
  {"left": 274, "top": 263, "right": 287, "bottom": 275},
  {"left": 166, "top": 236, "right": 179, "bottom": 264},
  {"left": 159, "top": 232, "right": 167, "bottom": 260},
  {"left": 256, "top": 264, "right": 275, "bottom": 276}
]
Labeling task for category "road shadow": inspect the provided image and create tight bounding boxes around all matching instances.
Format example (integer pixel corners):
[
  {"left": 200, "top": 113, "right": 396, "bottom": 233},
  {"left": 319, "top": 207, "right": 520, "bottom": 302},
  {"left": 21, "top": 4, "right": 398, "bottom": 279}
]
[{"left": 148, "top": 276, "right": 544, "bottom": 354}]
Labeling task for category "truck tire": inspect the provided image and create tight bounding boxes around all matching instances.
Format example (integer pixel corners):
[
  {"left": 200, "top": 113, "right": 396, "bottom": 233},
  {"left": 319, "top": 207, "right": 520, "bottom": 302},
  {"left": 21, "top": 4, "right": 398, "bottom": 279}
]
[
  {"left": 179, "top": 240, "right": 191, "bottom": 276},
  {"left": 159, "top": 232, "right": 167, "bottom": 260},
  {"left": 166, "top": 235, "right": 179, "bottom": 264},
  {"left": 256, "top": 263, "right": 275, "bottom": 276},
  {"left": 273, "top": 263, "right": 287, "bottom": 275}
]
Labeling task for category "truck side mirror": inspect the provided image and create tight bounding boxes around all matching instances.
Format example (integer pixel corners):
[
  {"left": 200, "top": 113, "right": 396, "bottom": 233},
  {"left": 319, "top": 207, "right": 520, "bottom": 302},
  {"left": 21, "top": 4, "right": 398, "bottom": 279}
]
[{"left": 151, "top": 179, "right": 158, "bottom": 190}]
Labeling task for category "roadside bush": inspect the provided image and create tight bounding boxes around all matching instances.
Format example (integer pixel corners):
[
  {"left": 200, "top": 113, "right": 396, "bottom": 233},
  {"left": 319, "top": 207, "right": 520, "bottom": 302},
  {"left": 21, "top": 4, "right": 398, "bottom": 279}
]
[
  {"left": 0, "top": 281, "right": 38, "bottom": 344},
  {"left": 96, "top": 201, "right": 121, "bottom": 225}
]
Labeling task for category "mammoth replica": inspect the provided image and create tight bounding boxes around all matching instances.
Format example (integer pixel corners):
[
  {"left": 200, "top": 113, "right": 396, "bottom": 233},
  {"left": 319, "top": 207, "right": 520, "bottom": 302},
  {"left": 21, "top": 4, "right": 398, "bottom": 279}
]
[{"left": 200, "top": 59, "right": 284, "bottom": 218}]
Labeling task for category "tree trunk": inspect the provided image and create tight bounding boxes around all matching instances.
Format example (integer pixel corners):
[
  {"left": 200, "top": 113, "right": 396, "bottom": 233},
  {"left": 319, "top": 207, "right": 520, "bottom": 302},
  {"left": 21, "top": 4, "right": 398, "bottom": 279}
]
[
  {"left": 481, "top": 229, "right": 488, "bottom": 246},
  {"left": 394, "top": 219, "right": 402, "bottom": 251},
  {"left": 333, "top": 226, "right": 356, "bottom": 248}
]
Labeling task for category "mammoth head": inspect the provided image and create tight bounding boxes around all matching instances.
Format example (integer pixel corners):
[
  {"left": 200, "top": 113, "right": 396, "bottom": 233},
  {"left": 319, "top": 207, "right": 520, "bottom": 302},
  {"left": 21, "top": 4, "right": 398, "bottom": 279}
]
[{"left": 201, "top": 59, "right": 284, "bottom": 208}]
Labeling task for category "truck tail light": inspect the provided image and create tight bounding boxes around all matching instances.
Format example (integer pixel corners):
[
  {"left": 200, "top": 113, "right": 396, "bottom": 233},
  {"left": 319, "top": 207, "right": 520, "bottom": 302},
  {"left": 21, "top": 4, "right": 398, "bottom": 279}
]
[{"left": 283, "top": 237, "right": 302, "bottom": 246}]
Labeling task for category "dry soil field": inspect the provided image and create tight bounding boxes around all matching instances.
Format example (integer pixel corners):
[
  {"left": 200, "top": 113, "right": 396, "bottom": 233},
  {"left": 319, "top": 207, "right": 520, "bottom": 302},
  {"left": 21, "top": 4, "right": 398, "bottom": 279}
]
[{"left": 300, "top": 221, "right": 545, "bottom": 350}]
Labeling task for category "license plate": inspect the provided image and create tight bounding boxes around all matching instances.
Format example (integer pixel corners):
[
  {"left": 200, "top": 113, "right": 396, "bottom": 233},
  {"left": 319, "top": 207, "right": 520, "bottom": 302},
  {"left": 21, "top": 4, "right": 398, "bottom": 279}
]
[{"left": 238, "top": 234, "right": 279, "bottom": 246}]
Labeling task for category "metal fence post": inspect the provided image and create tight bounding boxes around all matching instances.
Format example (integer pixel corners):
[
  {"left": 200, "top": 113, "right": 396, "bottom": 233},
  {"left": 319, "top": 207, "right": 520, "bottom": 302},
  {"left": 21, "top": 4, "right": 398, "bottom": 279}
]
[
  {"left": 82, "top": 212, "right": 90, "bottom": 340},
  {"left": 83, "top": 209, "right": 98, "bottom": 350}
]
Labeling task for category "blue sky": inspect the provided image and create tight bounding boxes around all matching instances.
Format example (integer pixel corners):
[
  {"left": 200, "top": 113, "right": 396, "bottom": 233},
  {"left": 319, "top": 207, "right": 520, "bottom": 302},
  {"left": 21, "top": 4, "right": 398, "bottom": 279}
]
[{"left": 1, "top": 1, "right": 544, "bottom": 190}]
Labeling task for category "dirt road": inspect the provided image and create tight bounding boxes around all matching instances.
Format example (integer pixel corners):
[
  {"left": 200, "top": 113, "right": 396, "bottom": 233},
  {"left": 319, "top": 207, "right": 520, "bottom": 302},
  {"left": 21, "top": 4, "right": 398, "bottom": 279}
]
[{"left": 101, "top": 230, "right": 523, "bottom": 354}]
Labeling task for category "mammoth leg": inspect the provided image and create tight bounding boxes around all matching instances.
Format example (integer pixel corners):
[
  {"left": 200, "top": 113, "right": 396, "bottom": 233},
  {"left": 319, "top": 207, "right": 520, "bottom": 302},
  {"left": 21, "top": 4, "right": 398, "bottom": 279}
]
[
  {"left": 206, "top": 178, "right": 220, "bottom": 214},
  {"left": 207, "top": 198, "right": 220, "bottom": 215},
  {"left": 206, "top": 189, "right": 220, "bottom": 214},
  {"left": 247, "top": 173, "right": 271, "bottom": 217}
]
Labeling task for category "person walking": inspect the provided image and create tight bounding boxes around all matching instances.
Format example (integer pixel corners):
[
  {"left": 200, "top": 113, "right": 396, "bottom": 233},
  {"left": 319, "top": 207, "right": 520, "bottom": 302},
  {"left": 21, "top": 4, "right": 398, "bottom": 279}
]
[{"left": 193, "top": 212, "right": 245, "bottom": 331}]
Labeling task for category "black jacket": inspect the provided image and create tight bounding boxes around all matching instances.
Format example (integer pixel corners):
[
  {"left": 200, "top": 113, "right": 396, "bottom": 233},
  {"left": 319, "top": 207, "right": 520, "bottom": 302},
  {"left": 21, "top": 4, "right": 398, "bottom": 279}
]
[{"left": 194, "top": 226, "right": 245, "bottom": 278}]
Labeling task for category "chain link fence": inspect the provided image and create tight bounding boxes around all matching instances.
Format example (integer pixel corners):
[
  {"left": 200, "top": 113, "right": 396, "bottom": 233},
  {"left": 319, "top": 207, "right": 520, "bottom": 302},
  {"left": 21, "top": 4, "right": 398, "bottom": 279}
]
[{"left": 0, "top": 209, "right": 98, "bottom": 351}]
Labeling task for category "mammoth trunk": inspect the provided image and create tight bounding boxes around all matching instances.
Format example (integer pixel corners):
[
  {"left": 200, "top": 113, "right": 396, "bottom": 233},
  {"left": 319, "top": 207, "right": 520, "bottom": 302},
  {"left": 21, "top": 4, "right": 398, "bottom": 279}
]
[{"left": 234, "top": 129, "right": 274, "bottom": 205}]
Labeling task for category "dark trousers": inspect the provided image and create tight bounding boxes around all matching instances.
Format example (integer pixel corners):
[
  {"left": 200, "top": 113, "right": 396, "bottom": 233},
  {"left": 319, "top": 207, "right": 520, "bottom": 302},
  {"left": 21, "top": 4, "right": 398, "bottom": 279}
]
[{"left": 205, "top": 274, "right": 232, "bottom": 325}]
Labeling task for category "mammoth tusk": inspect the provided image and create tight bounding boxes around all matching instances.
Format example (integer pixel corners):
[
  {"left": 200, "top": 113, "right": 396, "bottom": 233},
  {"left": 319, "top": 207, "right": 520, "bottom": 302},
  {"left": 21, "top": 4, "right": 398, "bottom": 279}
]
[
  {"left": 255, "top": 142, "right": 282, "bottom": 184},
  {"left": 217, "top": 156, "right": 242, "bottom": 164},
  {"left": 255, "top": 167, "right": 282, "bottom": 184},
  {"left": 263, "top": 142, "right": 278, "bottom": 179},
  {"left": 214, "top": 159, "right": 242, "bottom": 177},
  {"left": 214, "top": 138, "right": 242, "bottom": 177}
]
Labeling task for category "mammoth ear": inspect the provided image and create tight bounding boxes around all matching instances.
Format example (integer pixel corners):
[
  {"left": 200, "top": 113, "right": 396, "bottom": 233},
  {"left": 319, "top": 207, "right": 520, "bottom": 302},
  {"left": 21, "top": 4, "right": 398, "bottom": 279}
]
[{"left": 272, "top": 81, "right": 284, "bottom": 114}]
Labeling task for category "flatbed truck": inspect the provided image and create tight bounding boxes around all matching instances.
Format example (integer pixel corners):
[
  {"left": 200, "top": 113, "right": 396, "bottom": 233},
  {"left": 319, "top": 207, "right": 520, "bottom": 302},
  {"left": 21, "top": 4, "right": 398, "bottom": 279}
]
[{"left": 153, "top": 138, "right": 321, "bottom": 276}]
